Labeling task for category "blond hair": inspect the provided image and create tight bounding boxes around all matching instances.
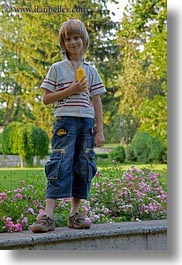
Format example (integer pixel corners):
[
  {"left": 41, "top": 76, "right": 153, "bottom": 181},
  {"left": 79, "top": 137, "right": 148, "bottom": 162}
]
[{"left": 59, "top": 19, "right": 89, "bottom": 56}]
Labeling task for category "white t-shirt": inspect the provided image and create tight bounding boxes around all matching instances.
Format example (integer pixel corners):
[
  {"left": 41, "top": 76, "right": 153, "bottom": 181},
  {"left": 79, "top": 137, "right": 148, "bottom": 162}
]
[{"left": 41, "top": 58, "right": 106, "bottom": 119}]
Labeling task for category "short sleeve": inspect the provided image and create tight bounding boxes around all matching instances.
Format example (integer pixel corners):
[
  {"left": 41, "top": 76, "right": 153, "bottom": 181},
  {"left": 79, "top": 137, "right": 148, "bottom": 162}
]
[
  {"left": 40, "top": 64, "right": 57, "bottom": 92},
  {"left": 89, "top": 67, "right": 106, "bottom": 97}
]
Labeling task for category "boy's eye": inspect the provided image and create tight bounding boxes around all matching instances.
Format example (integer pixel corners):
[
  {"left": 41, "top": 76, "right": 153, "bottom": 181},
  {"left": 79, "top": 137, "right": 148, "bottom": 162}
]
[{"left": 65, "top": 36, "right": 80, "bottom": 42}]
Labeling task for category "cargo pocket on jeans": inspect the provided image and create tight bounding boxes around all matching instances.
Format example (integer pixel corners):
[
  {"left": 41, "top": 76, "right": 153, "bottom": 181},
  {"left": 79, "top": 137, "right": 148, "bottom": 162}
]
[
  {"left": 45, "top": 149, "right": 65, "bottom": 181},
  {"left": 86, "top": 148, "right": 97, "bottom": 181}
]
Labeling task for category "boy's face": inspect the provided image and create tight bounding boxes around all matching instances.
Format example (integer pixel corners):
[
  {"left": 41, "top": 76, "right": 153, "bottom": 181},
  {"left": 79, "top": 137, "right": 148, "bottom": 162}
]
[{"left": 64, "top": 34, "right": 84, "bottom": 56}]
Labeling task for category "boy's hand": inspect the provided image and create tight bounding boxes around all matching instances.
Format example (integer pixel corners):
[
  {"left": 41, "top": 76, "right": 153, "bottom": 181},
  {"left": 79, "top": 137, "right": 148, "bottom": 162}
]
[
  {"left": 70, "top": 76, "right": 87, "bottom": 93},
  {"left": 94, "top": 131, "right": 105, "bottom": 147}
]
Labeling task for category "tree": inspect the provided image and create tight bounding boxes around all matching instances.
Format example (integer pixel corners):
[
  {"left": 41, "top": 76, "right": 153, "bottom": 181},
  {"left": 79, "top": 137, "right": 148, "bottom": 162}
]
[
  {"left": 2, "top": 122, "right": 49, "bottom": 166},
  {"left": 116, "top": 0, "right": 167, "bottom": 145}
]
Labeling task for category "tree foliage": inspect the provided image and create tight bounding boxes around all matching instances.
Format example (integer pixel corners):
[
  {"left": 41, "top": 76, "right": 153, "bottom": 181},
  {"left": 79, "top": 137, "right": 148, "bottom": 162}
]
[
  {"left": 116, "top": 0, "right": 167, "bottom": 146},
  {"left": 2, "top": 122, "right": 49, "bottom": 165}
]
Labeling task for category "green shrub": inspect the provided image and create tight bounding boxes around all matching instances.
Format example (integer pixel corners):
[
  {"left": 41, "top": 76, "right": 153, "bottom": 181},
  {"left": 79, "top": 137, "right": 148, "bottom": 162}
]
[
  {"left": 0, "top": 133, "right": 2, "bottom": 154},
  {"left": 126, "top": 144, "right": 137, "bottom": 162},
  {"left": 127, "top": 131, "right": 166, "bottom": 163},
  {"left": 95, "top": 153, "right": 108, "bottom": 160},
  {"left": 2, "top": 122, "right": 49, "bottom": 166},
  {"left": 2, "top": 122, "right": 23, "bottom": 155},
  {"left": 147, "top": 134, "right": 167, "bottom": 163},
  {"left": 108, "top": 145, "right": 126, "bottom": 163}
]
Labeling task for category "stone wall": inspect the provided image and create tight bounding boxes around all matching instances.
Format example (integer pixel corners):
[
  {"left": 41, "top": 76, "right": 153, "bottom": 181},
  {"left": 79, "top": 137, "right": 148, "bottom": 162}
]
[
  {"left": 0, "top": 155, "right": 49, "bottom": 167},
  {"left": 0, "top": 155, "right": 22, "bottom": 167},
  {"left": 0, "top": 220, "right": 167, "bottom": 250},
  {"left": 0, "top": 148, "right": 113, "bottom": 167}
]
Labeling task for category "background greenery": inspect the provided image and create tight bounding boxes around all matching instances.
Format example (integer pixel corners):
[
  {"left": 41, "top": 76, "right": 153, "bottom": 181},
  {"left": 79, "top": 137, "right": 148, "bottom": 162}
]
[
  {"left": 0, "top": 0, "right": 167, "bottom": 148},
  {"left": 1, "top": 121, "right": 49, "bottom": 165}
]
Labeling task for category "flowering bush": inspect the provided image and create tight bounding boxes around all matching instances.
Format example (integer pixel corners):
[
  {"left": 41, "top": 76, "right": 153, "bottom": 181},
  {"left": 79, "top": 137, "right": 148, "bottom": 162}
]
[
  {"left": 0, "top": 183, "right": 45, "bottom": 232},
  {"left": 0, "top": 166, "right": 167, "bottom": 232},
  {"left": 87, "top": 166, "right": 167, "bottom": 223}
]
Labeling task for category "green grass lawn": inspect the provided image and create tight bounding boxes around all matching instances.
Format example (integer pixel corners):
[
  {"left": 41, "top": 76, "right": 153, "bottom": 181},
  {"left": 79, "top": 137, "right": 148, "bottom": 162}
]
[
  {"left": 0, "top": 168, "right": 45, "bottom": 191},
  {"left": 0, "top": 163, "right": 167, "bottom": 192}
]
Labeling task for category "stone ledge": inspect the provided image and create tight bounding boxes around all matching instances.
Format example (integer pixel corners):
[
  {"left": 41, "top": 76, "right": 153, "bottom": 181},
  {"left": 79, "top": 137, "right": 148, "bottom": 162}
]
[{"left": 0, "top": 219, "right": 167, "bottom": 250}]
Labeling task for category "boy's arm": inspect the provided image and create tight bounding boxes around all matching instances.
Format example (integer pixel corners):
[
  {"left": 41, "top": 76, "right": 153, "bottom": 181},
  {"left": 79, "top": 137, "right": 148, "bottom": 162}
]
[{"left": 92, "top": 95, "right": 105, "bottom": 147}]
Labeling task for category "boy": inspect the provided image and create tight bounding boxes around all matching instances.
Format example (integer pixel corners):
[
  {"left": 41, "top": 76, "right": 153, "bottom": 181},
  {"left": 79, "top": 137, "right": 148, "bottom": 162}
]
[{"left": 31, "top": 19, "right": 106, "bottom": 233}]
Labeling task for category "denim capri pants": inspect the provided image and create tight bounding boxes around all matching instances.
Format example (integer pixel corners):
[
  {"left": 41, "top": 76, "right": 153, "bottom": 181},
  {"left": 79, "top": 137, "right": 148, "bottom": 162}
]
[{"left": 45, "top": 116, "right": 97, "bottom": 199}]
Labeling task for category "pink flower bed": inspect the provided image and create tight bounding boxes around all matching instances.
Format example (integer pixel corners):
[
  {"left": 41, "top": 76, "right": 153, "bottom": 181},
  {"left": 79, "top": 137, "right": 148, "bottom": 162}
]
[{"left": 0, "top": 166, "right": 167, "bottom": 232}]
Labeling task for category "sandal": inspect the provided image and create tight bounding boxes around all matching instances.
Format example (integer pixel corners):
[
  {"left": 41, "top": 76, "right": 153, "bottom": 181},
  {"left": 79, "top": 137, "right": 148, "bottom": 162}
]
[
  {"left": 30, "top": 215, "right": 55, "bottom": 233},
  {"left": 67, "top": 213, "right": 91, "bottom": 229}
]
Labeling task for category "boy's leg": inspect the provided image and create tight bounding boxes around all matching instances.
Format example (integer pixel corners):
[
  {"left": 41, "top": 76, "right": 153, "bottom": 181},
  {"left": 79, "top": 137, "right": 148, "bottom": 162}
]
[
  {"left": 72, "top": 118, "right": 97, "bottom": 200},
  {"left": 45, "top": 198, "right": 56, "bottom": 219},
  {"left": 70, "top": 196, "right": 81, "bottom": 217},
  {"left": 36, "top": 198, "right": 55, "bottom": 220},
  {"left": 68, "top": 118, "right": 96, "bottom": 229}
]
